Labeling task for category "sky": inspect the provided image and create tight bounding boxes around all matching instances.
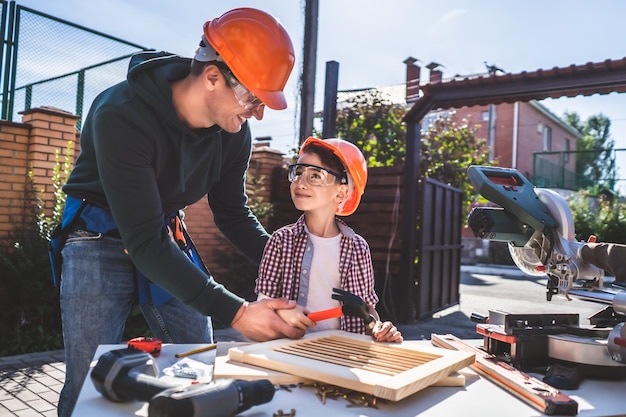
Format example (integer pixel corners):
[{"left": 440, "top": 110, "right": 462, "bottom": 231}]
[{"left": 14, "top": 0, "right": 626, "bottom": 171}]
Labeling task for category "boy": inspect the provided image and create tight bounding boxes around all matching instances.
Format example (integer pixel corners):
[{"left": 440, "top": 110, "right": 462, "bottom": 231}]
[{"left": 256, "top": 137, "right": 403, "bottom": 342}]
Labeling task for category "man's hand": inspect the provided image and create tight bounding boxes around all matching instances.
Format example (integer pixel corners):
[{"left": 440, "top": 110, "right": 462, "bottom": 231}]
[
  {"left": 230, "top": 298, "right": 306, "bottom": 342},
  {"left": 276, "top": 304, "right": 315, "bottom": 330},
  {"left": 582, "top": 242, "right": 626, "bottom": 282}
]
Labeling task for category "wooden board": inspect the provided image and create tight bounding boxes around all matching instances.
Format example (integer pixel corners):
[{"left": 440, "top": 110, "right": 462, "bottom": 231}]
[
  {"left": 214, "top": 354, "right": 465, "bottom": 386},
  {"left": 214, "top": 341, "right": 465, "bottom": 386},
  {"left": 227, "top": 330, "right": 474, "bottom": 401},
  {"left": 214, "top": 342, "right": 315, "bottom": 385},
  {"left": 214, "top": 355, "right": 316, "bottom": 385}
]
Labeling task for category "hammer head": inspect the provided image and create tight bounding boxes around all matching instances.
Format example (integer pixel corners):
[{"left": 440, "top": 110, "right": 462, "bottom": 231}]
[{"left": 331, "top": 288, "right": 376, "bottom": 329}]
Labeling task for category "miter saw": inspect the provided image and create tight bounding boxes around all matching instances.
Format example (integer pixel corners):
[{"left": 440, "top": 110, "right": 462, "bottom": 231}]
[{"left": 466, "top": 165, "right": 626, "bottom": 383}]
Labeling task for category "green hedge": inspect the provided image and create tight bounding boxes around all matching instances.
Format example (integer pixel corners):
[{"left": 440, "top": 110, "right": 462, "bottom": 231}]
[
  {"left": 569, "top": 193, "right": 626, "bottom": 244},
  {"left": 0, "top": 228, "right": 64, "bottom": 356},
  {"left": 0, "top": 227, "right": 152, "bottom": 356}
]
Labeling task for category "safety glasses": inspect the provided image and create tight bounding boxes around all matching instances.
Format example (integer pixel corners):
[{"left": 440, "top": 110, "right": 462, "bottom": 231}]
[
  {"left": 288, "top": 163, "right": 347, "bottom": 186},
  {"left": 220, "top": 69, "right": 264, "bottom": 112}
]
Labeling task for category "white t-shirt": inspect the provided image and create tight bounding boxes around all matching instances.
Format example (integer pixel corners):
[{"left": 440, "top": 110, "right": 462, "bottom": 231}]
[{"left": 306, "top": 233, "right": 342, "bottom": 331}]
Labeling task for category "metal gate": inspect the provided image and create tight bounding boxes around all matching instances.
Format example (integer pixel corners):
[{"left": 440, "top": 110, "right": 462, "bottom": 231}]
[{"left": 414, "top": 177, "right": 463, "bottom": 319}]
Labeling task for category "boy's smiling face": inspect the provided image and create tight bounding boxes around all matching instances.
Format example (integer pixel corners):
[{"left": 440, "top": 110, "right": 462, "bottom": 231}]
[{"left": 290, "top": 152, "right": 348, "bottom": 215}]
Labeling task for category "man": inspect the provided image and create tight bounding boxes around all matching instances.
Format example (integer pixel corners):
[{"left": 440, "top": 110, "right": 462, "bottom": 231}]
[{"left": 54, "top": 8, "right": 304, "bottom": 417}]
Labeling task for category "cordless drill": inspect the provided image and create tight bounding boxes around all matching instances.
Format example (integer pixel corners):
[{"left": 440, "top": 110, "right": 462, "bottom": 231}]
[{"left": 90, "top": 348, "right": 275, "bottom": 417}]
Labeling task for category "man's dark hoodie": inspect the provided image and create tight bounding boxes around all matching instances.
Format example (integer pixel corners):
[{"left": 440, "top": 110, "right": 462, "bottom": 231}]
[{"left": 63, "top": 51, "right": 269, "bottom": 325}]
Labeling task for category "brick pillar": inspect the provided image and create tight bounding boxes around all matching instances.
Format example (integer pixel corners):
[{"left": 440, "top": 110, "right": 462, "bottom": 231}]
[
  {"left": 249, "top": 141, "right": 288, "bottom": 206},
  {"left": 20, "top": 106, "right": 79, "bottom": 217}
]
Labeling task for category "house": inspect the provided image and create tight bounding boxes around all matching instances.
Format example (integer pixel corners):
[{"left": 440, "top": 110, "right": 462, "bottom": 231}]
[
  {"left": 335, "top": 58, "right": 582, "bottom": 264},
  {"left": 337, "top": 58, "right": 580, "bottom": 184},
  {"left": 426, "top": 101, "right": 580, "bottom": 183},
  {"left": 404, "top": 58, "right": 581, "bottom": 182}
]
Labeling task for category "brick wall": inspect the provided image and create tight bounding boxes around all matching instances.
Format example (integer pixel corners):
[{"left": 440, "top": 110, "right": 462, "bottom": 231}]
[
  {"left": 0, "top": 107, "right": 80, "bottom": 243},
  {"left": 454, "top": 102, "right": 577, "bottom": 178},
  {"left": 0, "top": 120, "right": 30, "bottom": 238}
]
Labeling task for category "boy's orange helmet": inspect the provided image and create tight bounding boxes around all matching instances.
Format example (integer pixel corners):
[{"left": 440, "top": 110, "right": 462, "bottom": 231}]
[
  {"left": 300, "top": 137, "right": 368, "bottom": 216},
  {"left": 203, "top": 8, "right": 295, "bottom": 110}
]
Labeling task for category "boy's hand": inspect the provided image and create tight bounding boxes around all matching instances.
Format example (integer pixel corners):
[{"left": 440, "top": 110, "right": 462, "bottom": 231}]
[
  {"left": 276, "top": 304, "right": 315, "bottom": 330},
  {"left": 372, "top": 321, "right": 403, "bottom": 343}
]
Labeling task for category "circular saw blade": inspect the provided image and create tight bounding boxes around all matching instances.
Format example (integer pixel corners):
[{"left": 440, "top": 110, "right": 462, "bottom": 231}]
[
  {"left": 508, "top": 188, "right": 573, "bottom": 275},
  {"left": 509, "top": 244, "right": 547, "bottom": 276}
]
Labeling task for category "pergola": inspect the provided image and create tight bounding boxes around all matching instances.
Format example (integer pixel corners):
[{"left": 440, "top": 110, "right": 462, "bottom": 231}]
[{"left": 397, "top": 57, "right": 626, "bottom": 315}]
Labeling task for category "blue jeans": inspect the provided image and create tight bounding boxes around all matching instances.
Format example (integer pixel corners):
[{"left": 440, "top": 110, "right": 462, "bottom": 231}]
[{"left": 57, "top": 231, "right": 213, "bottom": 417}]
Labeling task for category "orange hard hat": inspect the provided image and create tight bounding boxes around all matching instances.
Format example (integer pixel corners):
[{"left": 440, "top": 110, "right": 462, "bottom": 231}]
[
  {"left": 300, "top": 137, "right": 368, "bottom": 216},
  {"left": 203, "top": 8, "right": 295, "bottom": 110}
]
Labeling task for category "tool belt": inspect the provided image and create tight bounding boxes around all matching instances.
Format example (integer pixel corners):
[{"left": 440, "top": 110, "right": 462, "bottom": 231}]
[
  {"left": 48, "top": 196, "right": 89, "bottom": 287},
  {"left": 49, "top": 195, "right": 207, "bottom": 306}
]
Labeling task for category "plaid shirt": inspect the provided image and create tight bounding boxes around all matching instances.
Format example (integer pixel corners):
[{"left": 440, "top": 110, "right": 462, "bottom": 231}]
[{"left": 256, "top": 215, "right": 378, "bottom": 334}]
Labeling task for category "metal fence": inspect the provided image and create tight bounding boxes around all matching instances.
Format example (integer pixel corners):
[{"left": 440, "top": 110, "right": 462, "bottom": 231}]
[
  {"left": 0, "top": 1, "right": 151, "bottom": 129},
  {"left": 414, "top": 177, "right": 462, "bottom": 320},
  {"left": 533, "top": 149, "right": 626, "bottom": 193}
]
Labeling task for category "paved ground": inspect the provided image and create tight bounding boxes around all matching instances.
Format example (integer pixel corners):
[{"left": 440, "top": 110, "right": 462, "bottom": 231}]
[{"left": 0, "top": 264, "right": 612, "bottom": 416}]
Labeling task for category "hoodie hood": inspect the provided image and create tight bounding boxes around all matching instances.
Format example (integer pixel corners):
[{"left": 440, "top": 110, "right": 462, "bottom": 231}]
[
  {"left": 125, "top": 51, "right": 223, "bottom": 193},
  {"left": 127, "top": 51, "right": 194, "bottom": 134}
]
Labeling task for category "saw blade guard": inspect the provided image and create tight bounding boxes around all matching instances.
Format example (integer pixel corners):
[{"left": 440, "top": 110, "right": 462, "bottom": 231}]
[
  {"left": 509, "top": 187, "right": 604, "bottom": 296},
  {"left": 506, "top": 187, "right": 569, "bottom": 275},
  {"left": 509, "top": 243, "right": 546, "bottom": 276},
  {"left": 535, "top": 188, "right": 575, "bottom": 241},
  {"left": 507, "top": 187, "right": 571, "bottom": 278}
]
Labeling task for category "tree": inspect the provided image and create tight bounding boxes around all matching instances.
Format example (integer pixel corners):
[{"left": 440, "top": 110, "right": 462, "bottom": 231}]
[
  {"left": 564, "top": 112, "right": 616, "bottom": 191},
  {"left": 331, "top": 89, "right": 492, "bottom": 213},
  {"left": 420, "top": 111, "right": 492, "bottom": 213},
  {"left": 569, "top": 190, "right": 626, "bottom": 244},
  {"left": 36, "top": 140, "right": 74, "bottom": 239},
  {"left": 333, "top": 89, "right": 406, "bottom": 166}
]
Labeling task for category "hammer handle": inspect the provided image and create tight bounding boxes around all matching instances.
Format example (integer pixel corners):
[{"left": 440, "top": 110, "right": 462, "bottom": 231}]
[{"left": 308, "top": 306, "right": 343, "bottom": 322}]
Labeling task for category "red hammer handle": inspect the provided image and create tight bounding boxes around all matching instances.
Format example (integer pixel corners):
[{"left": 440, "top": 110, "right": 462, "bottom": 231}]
[{"left": 307, "top": 306, "right": 343, "bottom": 322}]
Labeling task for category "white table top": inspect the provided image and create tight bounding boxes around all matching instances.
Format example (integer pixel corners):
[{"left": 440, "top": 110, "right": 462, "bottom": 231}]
[{"left": 72, "top": 340, "right": 626, "bottom": 417}]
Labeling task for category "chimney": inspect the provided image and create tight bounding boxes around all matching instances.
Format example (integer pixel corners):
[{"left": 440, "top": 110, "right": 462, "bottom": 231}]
[
  {"left": 426, "top": 62, "right": 444, "bottom": 84},
  {"left": 253, "top": 136, "right": 272, "bottom": 148},
  {"left": 429, "top": 69, "right": 442, "bottom": 83},
  {"left": 404, "top": 57, "right": 420, "bottom": 105}
]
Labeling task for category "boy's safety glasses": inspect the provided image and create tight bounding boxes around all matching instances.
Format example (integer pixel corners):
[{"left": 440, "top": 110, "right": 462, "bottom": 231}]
[{"left": 288, "top": 163, "right": 347, "bottom": 186}]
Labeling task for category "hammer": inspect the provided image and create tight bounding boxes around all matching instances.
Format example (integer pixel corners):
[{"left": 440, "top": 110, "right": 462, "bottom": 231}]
[{"left": 307, "top": 288, "right": 376, "bottom": 329}]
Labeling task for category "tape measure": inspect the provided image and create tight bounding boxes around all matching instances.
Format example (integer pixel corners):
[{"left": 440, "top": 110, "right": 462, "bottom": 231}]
[{"left": 128, "top": 337, "right": 162, "bottom": 357}]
